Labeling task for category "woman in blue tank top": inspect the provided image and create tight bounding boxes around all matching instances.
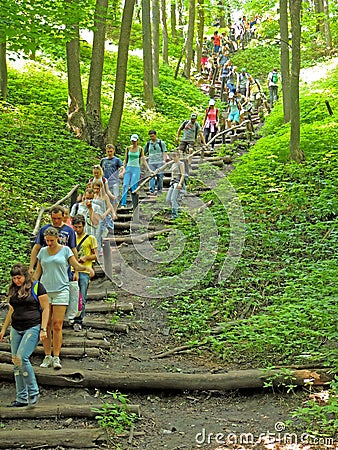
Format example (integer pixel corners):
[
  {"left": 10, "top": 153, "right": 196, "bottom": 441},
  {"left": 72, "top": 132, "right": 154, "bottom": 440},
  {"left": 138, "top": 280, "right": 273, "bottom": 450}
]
[{"left": 120, "top": 134, "right": 153, "bottom": 208}]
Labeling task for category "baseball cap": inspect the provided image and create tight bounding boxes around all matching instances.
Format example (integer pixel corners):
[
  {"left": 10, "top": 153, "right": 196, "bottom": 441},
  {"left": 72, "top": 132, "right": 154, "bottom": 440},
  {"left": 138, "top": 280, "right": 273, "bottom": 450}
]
[
  {"left": 209, "top": 99, "right": 215, "bottom": 106},
  {"left": 190, "top": 113, "right": 197, "bottom": 119},
  {"left": 241, "top": 67, "right": 246, "bottom": 72},
  {"left": 228, "top": 92, "right": 235, "bottom": 98},
  {"left": 130, "top": 134, "right": 139, "bottom": 141}
]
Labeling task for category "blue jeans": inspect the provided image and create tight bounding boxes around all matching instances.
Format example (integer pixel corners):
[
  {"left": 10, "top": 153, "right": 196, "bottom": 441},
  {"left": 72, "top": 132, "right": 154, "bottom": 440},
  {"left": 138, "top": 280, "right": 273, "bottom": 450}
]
[
  {"left": 121, "top": 166, "right": 140, "bottom": 206},
  {"left": 10, "top": 324, "right": 40, "bottom": 403},
  {"left": 166, "top": 182, "right": 185, "bottom": 218},
  {"left": 149, "top": 163, "right": 164, "bottom": 193},
  {"left": 108, "top": 181, "right": 120, "bottom": 205},
  {"left": 74, "top": 272, "right": 90, "bottom": 324},
  {"left": 93, "top": 220, "right": 108, "bottom": 254},
  {"left": 269, "top": 85, "right": 278, "bottom": 107}
]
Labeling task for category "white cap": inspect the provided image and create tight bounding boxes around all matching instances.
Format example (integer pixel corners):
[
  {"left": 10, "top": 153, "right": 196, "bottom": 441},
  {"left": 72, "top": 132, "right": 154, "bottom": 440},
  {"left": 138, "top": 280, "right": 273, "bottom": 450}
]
[
  {"left": 209, "top": 99, "right": 215, "bottom": 106},
  {"left": 130, "top": 134, "right": 139, "bottom": 141},
  {"left": 228, "top": 92, "right": 235, "bottom": 98}
]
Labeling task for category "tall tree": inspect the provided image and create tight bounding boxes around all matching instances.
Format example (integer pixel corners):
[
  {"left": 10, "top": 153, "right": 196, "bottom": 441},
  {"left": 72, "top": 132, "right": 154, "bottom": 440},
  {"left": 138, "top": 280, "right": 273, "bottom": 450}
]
[
  {"left": 322, "top": 0, "right": 332, "bottom": 52},
  {"left": 142, "top": 0, "right": 155, "bottom": 106},
  {"left": 289, "top": 0, "right": 304, "bottom": 162},
  {"left": 0, "top": 32, "right": 7, "bottom": 100},
  {"left": 196, "top": 0, "right": 204, "bottom": 73},
  {"left": 106, "top": 0, "right": 136, "bottom": 144},
  {"left": 86, "top": 0, "right": 108, "bottom": 148},
  {"left": 66, "top": 24, "right": 89, "bottom": 141},
  {"left": 280, "top": 0, "right": 290, "bottom": 123},
  {"left": 183, "top": 0, "right": 195, "bottom": 79},
  {"left": 152, "top": 0, "right": 160, "bottom": 87},
  {"left": 170, "top": 1, "right": 177, "bottom": 40},
  {"left": 160, "top": 0, "right": 169, "bottom": 64}
]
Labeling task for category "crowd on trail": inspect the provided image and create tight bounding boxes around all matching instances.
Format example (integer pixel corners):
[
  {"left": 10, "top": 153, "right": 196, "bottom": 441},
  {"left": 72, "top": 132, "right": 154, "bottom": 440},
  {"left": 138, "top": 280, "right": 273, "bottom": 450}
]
[
  {"left": 0, "top": 20, "right": 282, "bottom": 406},
  {"left": 199, "top": 14, "right": 282, "bottom": 141},
  {"left": 0, "top": 123, "right": 210, "bottom": 407}
]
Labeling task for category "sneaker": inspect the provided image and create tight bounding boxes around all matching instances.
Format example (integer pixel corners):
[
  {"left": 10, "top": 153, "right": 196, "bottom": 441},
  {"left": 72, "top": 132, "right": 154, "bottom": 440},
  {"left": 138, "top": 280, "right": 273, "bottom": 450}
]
[
  {"left": 52, "top": 356, "right": 62, "bottom": 370},
  {"left": 40, "top": 355, "right": 53, "bottom": 368},
  {"left": 7, "top": 400, "right": 28, "bottom": 408},
  {"left": 28, "top": 394, "right": 39, "bottom": 407},
  {"left": 73, "top": 323, "right": 82, "bottom": 332}
]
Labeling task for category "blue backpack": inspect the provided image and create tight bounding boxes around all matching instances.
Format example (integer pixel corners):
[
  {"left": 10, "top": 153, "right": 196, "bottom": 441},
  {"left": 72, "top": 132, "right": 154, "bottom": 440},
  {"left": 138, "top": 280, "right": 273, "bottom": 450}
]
[{"left": 31, "top": 281, "right": 42, "bottom": 312}]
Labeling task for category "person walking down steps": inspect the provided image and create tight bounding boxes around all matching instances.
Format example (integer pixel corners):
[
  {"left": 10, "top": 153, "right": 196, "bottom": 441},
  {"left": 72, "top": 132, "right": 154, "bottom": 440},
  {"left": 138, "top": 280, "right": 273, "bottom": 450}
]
[{"left": 0, "top": 263, "right": 49, "bottom": 407}]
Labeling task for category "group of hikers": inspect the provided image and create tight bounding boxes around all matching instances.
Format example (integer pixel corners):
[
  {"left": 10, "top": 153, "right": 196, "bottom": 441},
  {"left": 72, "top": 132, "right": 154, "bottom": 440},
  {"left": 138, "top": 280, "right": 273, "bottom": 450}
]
[
  {"left": 201, "top": 15, "right": 261, "bottom": 65},
  {"left": 0, "top": 56, "right": 282, "bottom": 407},
  {"left": 0, "top": 121, "right": 211, "bottom": 407}
]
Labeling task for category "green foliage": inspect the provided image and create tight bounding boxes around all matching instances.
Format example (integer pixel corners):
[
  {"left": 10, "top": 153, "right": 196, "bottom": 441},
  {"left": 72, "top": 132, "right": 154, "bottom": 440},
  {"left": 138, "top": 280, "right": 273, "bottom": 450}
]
[
  {"left": 231, "top": 44, "right": 280, "bottom": 83},
  {"left": 262, "top": 367, "right": 297, "bottom": 393},
  {"left": 160, "top": 62, "right": 338, "bottom": 372},
  {"left": 291, "top": 377, "right": 338, "bottom": 437},
  {"left": 92, "top": 391, "right": 138, "bottom": 432}
]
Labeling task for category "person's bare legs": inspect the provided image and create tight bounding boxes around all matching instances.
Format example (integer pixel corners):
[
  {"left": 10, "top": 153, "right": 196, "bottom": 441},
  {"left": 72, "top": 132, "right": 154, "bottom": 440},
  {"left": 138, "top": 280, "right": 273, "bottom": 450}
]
[{"left": 51, "top": 305, "right": 67, "bottom": 357}]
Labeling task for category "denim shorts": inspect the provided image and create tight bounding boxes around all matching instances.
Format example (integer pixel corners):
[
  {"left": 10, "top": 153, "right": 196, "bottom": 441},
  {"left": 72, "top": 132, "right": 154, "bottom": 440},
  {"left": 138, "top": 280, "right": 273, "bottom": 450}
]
[{"left": 48, "top": 290, "right": 70, "bottom": 306}]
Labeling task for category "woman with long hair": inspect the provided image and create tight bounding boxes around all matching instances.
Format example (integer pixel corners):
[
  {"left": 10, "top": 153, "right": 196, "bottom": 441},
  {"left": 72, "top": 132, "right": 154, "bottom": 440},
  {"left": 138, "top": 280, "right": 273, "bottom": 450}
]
[
  {"left": 0, "top": 263, "right": 49, "bottom": 407},
  {"left": 34, "top": 227, "right": 94, "bottom": 370},
  {"left": 92, "top": 180, "right": 113, "bottom": 255},
  {"left": 121, "top": 134, "right": 153, "bottom": 208},
  {"left": 89, "top": 165, "right": 116, "bottom": 216}
]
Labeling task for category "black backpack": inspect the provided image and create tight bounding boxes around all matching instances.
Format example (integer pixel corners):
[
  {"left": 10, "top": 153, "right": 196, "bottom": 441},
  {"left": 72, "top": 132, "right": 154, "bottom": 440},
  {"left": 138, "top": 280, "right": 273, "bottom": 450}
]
[{"left": 144, "top": 139, "right": 164, "bottom": 156}]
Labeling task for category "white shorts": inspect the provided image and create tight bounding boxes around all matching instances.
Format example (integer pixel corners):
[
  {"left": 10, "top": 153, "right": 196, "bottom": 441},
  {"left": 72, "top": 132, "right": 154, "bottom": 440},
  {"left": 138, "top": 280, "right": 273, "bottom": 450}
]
[{"left": 48, "top": 290, "right": 70, "bottom": 306}]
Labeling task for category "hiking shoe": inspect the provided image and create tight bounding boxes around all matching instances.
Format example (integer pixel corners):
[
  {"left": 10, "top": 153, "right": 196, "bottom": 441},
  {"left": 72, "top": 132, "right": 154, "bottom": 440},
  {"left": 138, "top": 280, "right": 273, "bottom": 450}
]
[
  {"left": 73, "top": 323, "right": 82, "bottom": 332},
  {"left": 7, "top": 400, "right": 28, "bottom": 408},
  {"left": 40, "top": 355, "right": 53, "bottom": 368},
  {"left": 52, "top": 356, "right": 62, "bottom": 370},
  {"left": 28, "top": 394, "right": 39, "bottom": 407}
]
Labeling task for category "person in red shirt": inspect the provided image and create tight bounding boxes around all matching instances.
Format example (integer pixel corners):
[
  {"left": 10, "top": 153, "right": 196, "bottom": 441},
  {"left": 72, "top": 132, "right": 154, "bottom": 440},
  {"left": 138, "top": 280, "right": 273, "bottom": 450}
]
[{"left": 213, "top": 31, "right": 221, "bottom": 53}]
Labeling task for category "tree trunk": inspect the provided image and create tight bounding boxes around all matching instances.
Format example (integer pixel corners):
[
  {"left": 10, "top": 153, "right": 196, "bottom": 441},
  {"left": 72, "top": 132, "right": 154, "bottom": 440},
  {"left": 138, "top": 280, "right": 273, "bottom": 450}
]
[
  {"left": 170, "top": 1, "right": 176, "bottom": 40},
  {"left": 66, "top": 25, "right": 89, "bottom": 142},
  {"left": 0, "top": 403, "right": 141, "bottom": 419},
  {"left": 322, "top": 0, "right": 332, "bottom": 52},
  {"left": 314, "top": 0, "right": 324, "bottom": 34},
  {"left": 183, "top": 0, "right": 195, "bottom": 78},
  {"left": 160, "top": 0, "right": 169, "bottom": 64},
  {"left": 106, "top": 0, "right": 135, "bottom": 145},
  {"left": 0, "top": 343, "right": 100, "bottom": 358},
  {"left": 289, "top": 0, "right": 304, "bottom": 162},
  {"left": 0, "top": 34, "right": 7, "bottom": 100},
  {"left": 280, "top": 0, "right": 290, "bottom": 123},
  {"left": 0, "top": 429, "right": 105, "bottom": 449},
  {"left": 196, "top": 0, "right": 204, "bottom": 73},
  {"left": 84, "top": 301, "right": 134, "bottom": 312},
  {"left": 86, "top": 0, "right": 108, "bottom": 149},
  {"left": 218, "top": 0, "right": 225, "bottom": 28},
  {"left": 0, "top": 364, "right": 332, "bottom": 391},
  {"left": 142, "top": 0, "right": 155, "bottom": 107},
  {"left": 152, "top": 0, "right": 160, "bottom": 87}
]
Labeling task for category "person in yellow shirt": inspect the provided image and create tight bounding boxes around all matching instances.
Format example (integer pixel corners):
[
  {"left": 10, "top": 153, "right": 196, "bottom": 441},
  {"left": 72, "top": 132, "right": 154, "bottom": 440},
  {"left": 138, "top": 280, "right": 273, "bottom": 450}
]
[{"left": 71, "top": 214, "right": 98, "bottom": 331}]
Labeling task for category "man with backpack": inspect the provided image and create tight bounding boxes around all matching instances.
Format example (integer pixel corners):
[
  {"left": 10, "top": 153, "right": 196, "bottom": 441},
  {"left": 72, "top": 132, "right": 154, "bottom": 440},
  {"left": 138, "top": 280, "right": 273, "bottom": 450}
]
[
  {"left": 144, "top": 130, "right": 168, "bottom": 195},
  {"left": 176, "top": 114, "right": 206, "bottom": 179},
  {"left": 71, "top": 214, "right": 98, "bottom": 332},
  {"left": 29, "top": 206, "right": 78, "bottom": 277},
  {"left": 267, "top": 67, "right": 281, "bottom": 108}
]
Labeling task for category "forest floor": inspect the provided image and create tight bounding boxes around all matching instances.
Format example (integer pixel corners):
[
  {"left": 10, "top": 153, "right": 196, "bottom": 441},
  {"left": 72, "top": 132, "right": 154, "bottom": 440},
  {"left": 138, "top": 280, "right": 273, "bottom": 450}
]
[
  {"left": 0, "top": 239, "right": 328, "bottom": 450},
  {"left": 1, "top": 59, "right": 337, "bottom": 447}
]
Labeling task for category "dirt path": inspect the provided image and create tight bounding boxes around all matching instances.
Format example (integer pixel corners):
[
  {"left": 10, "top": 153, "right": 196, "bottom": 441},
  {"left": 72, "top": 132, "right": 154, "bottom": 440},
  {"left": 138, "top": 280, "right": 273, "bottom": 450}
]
[{"left": 0, "top": 140, "right": 318, "bottom": 450}]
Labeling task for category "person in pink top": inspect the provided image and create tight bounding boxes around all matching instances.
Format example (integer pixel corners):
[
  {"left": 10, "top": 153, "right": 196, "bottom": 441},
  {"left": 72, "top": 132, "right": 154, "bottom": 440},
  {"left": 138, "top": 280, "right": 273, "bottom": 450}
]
[{"left": 202, "top": 99, "right": 219, "bottom": 149}]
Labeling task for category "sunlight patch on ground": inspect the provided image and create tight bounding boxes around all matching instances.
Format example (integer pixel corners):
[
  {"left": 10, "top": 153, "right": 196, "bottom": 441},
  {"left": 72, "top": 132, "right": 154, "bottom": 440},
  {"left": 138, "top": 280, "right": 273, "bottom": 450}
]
[
  {"left": 80, "top": 29, "right": 143, "bottom": 58},
  {"left": 300, "top": 57, "right": 338, "bottom": 84}
]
